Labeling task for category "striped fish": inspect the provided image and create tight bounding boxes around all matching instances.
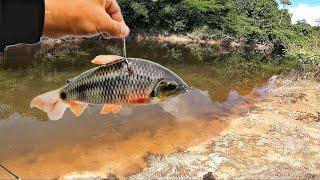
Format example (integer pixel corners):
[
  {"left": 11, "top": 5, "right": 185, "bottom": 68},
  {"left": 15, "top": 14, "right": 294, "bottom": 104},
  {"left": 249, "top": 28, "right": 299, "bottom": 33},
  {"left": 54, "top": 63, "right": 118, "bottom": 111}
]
[{"left": 30, "top": 56, "right": 189, "bottom": 120}]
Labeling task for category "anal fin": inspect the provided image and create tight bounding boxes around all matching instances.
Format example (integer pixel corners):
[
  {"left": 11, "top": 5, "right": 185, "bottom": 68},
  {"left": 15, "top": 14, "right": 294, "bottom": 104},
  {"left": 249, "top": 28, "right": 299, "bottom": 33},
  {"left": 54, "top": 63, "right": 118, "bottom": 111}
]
[
  {"left": 67, "top": 101, "right": 88, "bottom": 117},
  {"left": 100, "top": 104, "right": 122, "bottom": 115}
]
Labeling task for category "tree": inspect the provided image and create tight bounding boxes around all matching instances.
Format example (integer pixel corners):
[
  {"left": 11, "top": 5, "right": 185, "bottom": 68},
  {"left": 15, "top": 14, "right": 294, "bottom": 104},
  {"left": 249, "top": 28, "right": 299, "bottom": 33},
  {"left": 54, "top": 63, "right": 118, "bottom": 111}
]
[
  {"left": 280, "top": 0, "right": 292, "bottom": 9},
  {"left": 279, "top": 0, "right": 291, "bottom": 24},
  {"left": 116, "top": 0, "right": 319, "bottom": 47},
  {"left": 316, "top": 19, "right": 320, "bottom": 27}
]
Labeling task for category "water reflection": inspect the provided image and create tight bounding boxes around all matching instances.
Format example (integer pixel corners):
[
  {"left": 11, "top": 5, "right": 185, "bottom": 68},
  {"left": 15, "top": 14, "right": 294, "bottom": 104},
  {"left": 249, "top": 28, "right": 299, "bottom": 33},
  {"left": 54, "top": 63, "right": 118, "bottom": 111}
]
[
  {"left": 0, "top": 39, "right": 283, "bottom": 179},
  {"left": 161, "top": 75, "right": 276, "bottom": 120}
]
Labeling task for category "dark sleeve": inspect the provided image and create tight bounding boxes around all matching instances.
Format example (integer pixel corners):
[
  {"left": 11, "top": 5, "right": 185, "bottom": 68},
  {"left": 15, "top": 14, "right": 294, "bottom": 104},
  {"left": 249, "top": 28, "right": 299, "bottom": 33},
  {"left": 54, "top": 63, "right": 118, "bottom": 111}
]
[{"left": 0, "top": 0, "right": 45, "bottom": 52}]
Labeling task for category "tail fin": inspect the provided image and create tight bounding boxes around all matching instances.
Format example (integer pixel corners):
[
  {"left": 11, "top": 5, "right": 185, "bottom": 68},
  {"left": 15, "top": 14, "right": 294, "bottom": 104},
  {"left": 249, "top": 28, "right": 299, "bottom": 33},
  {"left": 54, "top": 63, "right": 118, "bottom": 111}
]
[{"left": 30, "top": 89, "right": 68, "bottom": 121}]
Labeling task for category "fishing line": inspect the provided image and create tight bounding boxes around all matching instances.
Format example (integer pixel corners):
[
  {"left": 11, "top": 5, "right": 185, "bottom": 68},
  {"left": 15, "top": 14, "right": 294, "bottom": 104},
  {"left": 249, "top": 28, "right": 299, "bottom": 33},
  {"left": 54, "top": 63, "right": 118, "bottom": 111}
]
[
  {"left": 123, "top": 38, "right": 132, "bottom": 74},
  {"left": 123, "top": 38, "right": 127, "bottom": 61},
  {"left": 0, "top": 163, "right": 20, "bottom": 180}
]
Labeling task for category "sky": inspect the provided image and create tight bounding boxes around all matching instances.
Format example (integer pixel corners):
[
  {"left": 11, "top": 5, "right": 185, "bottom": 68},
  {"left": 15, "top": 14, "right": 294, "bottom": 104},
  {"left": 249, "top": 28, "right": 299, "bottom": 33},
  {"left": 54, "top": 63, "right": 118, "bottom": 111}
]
[{"left": 279, "top": 0, "right": 320, "bottom": 26}]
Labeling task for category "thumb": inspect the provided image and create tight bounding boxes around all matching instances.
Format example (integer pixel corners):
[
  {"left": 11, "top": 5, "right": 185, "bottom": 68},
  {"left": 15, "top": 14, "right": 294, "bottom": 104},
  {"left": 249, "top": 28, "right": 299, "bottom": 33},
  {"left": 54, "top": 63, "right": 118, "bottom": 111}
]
[{"left": 100, "top": 15, "right": 130, "bottom": 38}]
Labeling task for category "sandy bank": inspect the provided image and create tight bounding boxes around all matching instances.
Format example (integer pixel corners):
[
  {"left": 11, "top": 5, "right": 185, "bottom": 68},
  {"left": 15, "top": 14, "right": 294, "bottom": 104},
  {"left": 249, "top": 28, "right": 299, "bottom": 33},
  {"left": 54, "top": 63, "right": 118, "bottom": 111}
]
[{"left": 129, "top": 77, "right": 320, "bottom": 179}]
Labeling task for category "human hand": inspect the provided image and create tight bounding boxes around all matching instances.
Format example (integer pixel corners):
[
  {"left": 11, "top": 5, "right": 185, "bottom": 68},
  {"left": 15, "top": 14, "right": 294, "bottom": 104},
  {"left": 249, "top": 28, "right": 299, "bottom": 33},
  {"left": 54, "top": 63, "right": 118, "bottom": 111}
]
[{"left": 43, "top": 0, "right": 129, "bottom": 38}]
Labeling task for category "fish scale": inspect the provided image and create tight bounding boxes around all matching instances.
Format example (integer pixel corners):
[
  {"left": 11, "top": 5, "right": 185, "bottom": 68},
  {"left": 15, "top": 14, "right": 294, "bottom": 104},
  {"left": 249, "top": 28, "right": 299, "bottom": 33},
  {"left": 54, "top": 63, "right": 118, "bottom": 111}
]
[{"left": 62, "top": 58, "right": 165, "bottom": 104}]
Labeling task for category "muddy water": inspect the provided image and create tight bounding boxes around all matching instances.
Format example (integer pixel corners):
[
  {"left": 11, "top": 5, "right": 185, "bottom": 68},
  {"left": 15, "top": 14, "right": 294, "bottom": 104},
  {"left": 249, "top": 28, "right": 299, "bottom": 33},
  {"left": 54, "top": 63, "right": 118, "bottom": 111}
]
[{"left": 0, "top": 39, "right": 284, "bottom": 179}]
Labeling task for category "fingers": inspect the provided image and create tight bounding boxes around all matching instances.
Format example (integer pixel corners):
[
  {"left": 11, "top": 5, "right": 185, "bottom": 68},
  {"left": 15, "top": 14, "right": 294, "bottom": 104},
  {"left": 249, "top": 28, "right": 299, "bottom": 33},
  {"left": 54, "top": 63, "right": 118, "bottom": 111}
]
[
  {"left": 105, "top": 0, "right": 123, "bottom": 22},
  {"left": 100, "top": 16, "right": 130, "bottom": 38},
  {"left": 92, "top": 55, "right": 123, "bottom": 65},
  {"left": 99, "top": 0, "right": 130, "bottom": 38}
]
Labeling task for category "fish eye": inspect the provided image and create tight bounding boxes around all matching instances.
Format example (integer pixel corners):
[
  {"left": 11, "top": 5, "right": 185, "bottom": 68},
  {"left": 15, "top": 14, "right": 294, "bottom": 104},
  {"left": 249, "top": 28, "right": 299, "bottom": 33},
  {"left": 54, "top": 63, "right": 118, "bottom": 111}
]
[
  {"left": 60, "top": 92, "right": 67, "bottom": 100},
  {"left": 167, "top": 81, "right": 178, "bottom": 90}
]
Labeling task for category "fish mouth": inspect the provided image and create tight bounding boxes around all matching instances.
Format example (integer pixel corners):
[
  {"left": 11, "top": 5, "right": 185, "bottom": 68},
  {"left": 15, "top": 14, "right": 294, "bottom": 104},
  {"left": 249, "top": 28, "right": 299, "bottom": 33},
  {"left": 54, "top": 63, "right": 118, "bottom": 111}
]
[{"left": 177, "top": 84, "right": 189, "bottom": 94}]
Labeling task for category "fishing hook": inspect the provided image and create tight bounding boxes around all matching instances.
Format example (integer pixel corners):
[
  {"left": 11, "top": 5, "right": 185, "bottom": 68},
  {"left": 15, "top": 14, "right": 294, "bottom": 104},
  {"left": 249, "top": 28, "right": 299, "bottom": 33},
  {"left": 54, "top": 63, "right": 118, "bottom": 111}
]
[{"left": 123, "top": 38, "right": 133, "bottom": 75}]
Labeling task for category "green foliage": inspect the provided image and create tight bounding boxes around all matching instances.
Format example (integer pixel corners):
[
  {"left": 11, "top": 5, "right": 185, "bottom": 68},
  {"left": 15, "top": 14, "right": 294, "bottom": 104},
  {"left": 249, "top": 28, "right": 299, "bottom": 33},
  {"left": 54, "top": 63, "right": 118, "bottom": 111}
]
[{"left": 118, "top": 0, "right": 320, "bottom": 54}]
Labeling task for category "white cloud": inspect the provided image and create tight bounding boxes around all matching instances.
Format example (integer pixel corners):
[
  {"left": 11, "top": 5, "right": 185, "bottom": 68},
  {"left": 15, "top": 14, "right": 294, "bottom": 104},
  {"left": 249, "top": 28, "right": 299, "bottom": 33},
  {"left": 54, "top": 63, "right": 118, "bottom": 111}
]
[{"left": 288, "top": 4, "right": 320, "bottom": 26}]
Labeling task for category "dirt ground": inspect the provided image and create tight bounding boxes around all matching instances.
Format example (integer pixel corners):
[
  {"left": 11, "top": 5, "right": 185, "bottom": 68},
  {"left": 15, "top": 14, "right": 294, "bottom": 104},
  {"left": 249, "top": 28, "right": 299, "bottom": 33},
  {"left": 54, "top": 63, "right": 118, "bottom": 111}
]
[
  {"left": 127, "top": 77, "right": 320, "bottom": 180},
  {"left": 62, "top": 77, "right": 320, "bottom": 180}
]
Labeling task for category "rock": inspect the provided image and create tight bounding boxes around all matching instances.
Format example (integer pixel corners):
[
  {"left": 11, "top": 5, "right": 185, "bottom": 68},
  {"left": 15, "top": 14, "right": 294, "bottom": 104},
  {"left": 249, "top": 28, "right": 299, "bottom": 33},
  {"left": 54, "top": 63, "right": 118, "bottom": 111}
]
[
  {"left": 220, "top": 36, "right": 232, "bottom": 49},
  {"left": 200, "top": 35, "right": 210, "bottom": 41},
  {"left": 272, "top": 41, "right": 286, "bottom": 56},
  {"left": 105, "top": 173, "right": 119, "bottom": 180},
  {"left": 203, "top": 172, "right": 215, "bottom": 180},
  {"left": 61, "top": 172, "right": 119, "bottom": 180}
]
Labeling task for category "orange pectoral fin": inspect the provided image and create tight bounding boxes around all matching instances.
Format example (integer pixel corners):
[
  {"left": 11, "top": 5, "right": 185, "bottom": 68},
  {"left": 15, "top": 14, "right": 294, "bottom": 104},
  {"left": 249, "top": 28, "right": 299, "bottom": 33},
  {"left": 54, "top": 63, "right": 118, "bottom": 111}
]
[
  {"left": 67, "top": 100, "right": 88, "bottom": 117},
  {"left": 100, "top": 104, "right": 122, "bottom": 115}
]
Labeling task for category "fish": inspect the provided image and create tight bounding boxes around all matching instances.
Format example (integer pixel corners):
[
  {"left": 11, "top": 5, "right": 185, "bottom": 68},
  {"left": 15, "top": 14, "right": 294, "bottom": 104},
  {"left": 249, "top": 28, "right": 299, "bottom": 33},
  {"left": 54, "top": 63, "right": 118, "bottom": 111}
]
[{"left": 30, "top": 56, "right": 189, "bottom": 120}]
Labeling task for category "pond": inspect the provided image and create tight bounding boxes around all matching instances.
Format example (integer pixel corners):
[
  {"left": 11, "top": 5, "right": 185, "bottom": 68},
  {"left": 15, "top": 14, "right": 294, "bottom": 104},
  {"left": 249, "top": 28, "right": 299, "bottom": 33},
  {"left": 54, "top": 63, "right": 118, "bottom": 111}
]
[{"left": 0, "top": 39, "right": 295, "bottom": 179}]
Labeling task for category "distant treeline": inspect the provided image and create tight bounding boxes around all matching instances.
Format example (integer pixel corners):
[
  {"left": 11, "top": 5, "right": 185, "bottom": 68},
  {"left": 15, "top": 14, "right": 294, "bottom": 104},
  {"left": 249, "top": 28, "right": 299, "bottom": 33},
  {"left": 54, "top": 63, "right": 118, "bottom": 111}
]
[{"left": 119, "top": 0, "right": 320, "bottom": 49}]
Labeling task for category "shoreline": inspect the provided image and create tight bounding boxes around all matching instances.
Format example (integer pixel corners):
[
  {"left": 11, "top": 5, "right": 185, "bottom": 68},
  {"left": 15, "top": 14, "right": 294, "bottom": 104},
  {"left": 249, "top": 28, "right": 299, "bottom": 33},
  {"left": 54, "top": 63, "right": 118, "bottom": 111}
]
[
  {"left": 130, "top": 33, "right": 272, "bottom": 53},
  {"left": 35, "top": 33, "right": 273, "bottom": 54}
]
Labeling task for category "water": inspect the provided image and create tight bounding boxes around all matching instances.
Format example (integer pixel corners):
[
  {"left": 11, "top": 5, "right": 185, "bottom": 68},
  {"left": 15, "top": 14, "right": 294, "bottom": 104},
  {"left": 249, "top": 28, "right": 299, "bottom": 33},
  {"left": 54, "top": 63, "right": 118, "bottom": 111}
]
[{"left": 0, "top": 39, "right": 288, "bottom": 179}]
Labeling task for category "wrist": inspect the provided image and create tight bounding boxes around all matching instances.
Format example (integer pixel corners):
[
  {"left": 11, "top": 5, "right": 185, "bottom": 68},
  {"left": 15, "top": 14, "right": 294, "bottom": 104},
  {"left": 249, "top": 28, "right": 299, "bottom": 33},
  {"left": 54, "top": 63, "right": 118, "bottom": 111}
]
[
  {"left": 43, "top": 0, "right": 57, "bottom": 37},
  {"left": 43, "top": 0, "right": 74, "bottom": 38}
]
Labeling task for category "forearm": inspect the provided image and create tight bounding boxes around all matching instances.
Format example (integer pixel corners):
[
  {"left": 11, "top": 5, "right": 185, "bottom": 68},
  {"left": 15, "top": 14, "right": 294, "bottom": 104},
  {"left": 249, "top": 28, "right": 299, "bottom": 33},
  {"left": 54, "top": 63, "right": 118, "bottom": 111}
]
[
  {"left": 0, "top": 0, "right": 45, "bottom": 52},
  {"left": 0, "top": 0, "right": 129, "bottom": 52}
]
